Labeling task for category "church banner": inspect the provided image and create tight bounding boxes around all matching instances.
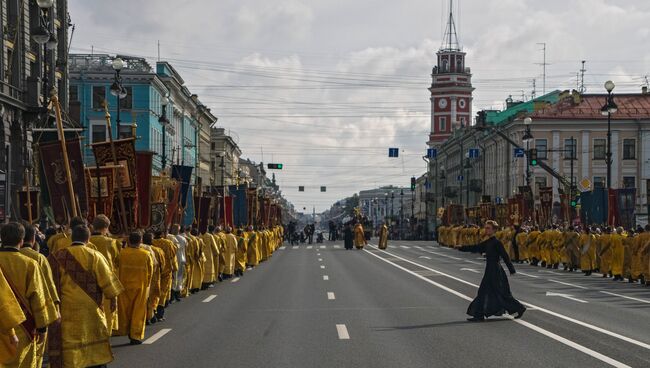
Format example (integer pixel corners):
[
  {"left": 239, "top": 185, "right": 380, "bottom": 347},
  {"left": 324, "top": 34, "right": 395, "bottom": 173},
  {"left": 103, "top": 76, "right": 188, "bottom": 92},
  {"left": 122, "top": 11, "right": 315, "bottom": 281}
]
[
  {"left": 539, "top": 187, "right": 553, "bottom": 228},
  {"left": 39, "top": 138, "right": 89, "bottom": 224},
  {"left": 84, "top": 166, "right": 115, "bottom": 223},
  {"left": 170, "top": 165, "right": 193, "bottom": 209},
  {"left": 135, "top": 151, "right": 154, "bottom": 228}
]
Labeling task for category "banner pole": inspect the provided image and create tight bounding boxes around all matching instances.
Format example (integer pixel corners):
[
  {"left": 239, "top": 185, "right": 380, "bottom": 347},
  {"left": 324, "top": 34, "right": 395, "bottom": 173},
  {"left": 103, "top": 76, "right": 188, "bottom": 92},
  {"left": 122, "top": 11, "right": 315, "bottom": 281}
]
[
  {"left": 51, "top": 94, "right": 77, "bottom": 218},
  {"left": 102, "top": 101, "right": 129, "bottom": 234}
]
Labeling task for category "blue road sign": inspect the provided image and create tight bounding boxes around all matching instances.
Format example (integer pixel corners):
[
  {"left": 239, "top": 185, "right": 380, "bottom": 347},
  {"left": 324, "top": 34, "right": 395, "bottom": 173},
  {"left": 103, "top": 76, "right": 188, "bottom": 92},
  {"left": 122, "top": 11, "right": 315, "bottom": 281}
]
[
  {"left": 388, "top": 148, "right": 399, "bottom": 157},
  {"left": 427, "top": 148, "right": 437, "bottom": 158},
  {"left": 514, "top": 148, "right": 525, "bottom": 158},
  {"left": 468, "top": 148, "right": 480, "bottom": 158},
  {"left": 457, "top": 175, "right": 464, "bottom": 182}
]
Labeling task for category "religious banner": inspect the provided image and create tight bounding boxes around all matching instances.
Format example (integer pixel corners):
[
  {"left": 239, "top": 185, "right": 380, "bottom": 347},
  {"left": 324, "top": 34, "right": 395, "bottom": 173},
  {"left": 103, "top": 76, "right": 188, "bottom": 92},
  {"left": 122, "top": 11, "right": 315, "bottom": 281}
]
[
  {"left": 84, "top": 167, "right": 116, "bottom": 223},
  {"left": 559, "top": 193, "right": 570, "bottom": 223},
  {"left": 229, "top": 186, "right": 248, "bottom": 227},
  {"left": 495, "top": 204, "right": 508, "bottom": 227},
  {"left": 149, "top": 203, "right": 167, "bottom": 233},
  {"left": 221, "top": 196, "right": 234, "bottom": 227},
  {"left": 443, "top": 204, "right": 464, "bottom": 226},
  {"left": 92, "top": 138, "right": 138, "bottom": 234},
  {"left": 170, "top": 165, "right": 193, "bottom": 209},
  {"left": 16, "top": 189, "right": 39, "bottom": 223},
  {"left": 518, "top": 186, "right": 534, "bottom": 222},
  {"left": 135, "top": 151, "right": 154, "bottom": 228},
  {"left": 247, "top": 188, "right": 258, "bottom": 226},
  {"left": 193, "top": 195, "right": 212, "bottom": 233},
  {"left": 165, "top": 184, "right": 181, "bottom": 228},
  {"left": 507, "top": 197, "right": 520, "bottom": 226},
  {"left": 39, "top": 138, "right": 89, "bottom": 224},
  {"left": 479, "top": 202, "right": 495, "bottom": 222},
  {"left": 539, "top": 187, "right": 553, "bottom": 228},
  {"left": 615, "top": 188, "right": 636, "bottom": 229}
]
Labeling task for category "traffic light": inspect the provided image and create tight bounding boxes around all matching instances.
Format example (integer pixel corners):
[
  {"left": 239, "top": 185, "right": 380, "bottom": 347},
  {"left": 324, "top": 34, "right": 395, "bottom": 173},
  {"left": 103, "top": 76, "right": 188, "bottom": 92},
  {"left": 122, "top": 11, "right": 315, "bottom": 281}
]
[
  {"left": 528, "top": 148, "right": 538, "bottom": 166},
  {"left": 571, "top": 192, "right": 580, "bottom": 208},
  {"left": 410, "top": 177, "right": 416, "bottom": 191},
  {"left": 267, "top": 163, "right": 283, "bottom": 169}
]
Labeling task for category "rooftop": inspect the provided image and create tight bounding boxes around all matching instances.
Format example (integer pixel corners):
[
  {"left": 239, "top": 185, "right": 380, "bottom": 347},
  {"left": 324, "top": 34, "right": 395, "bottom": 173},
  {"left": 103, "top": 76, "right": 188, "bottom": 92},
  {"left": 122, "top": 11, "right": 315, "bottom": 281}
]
[{"left": 529, "top": 92, "right": 650, "bottom": 120}]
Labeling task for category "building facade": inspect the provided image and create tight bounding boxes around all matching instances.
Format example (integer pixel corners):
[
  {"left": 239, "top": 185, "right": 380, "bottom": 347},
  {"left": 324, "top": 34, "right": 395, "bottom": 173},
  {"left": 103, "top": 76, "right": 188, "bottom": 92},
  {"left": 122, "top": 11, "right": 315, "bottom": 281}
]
[
  {"left": 1, "top": 0, "right": 70, "bottom": 221},
  {"left": 210, "top": 127, "right": 241, "bottom": 188}
]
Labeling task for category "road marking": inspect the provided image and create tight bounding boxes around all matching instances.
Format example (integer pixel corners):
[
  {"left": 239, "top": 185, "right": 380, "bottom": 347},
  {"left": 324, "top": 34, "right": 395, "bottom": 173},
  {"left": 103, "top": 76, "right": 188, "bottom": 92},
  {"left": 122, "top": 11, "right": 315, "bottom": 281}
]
[
  {"left": 336, "top": 324, "right": 350, "bottom": 340},
  {"left": 364, "top": 248, "right": 631, "bottom": 368},
  {"left": 518, "top": 271, "right": 540, "bottom": 278},
  {"left": 460, "top": 268, "right": 480, "bottom": 274},
  {"left": 366, "top": 244, "right": 650, "bottom": 352},
  {"left": 143, "top": 328, "right": 172, "bottom": 345},
  {"left": 318, "top": 258, "right": 323, "bottom": 262},
  {"left": 547, "top": 279, "right": 589, "bottom": 290},
  {"left": 231, "top": 277, "right": 240, "bottom": 283},
  {"left": 418, "top": 256, "right": 431, "bottom": 259},
  {"left": 334, "top": 245, "right": 341, "bottom": 248},
  {"left": 292, "top": 246, "right": 299, "bottom": 250},
  {"left": 328, "top": 292, "right": 336, "bottom": 300},
  {"left": 426, "top": 251, "right": 462, "bottom": 260},
  {"left": 279, "top": 246, "right": 286, "bottom": 250},
  {"left": 400, "top": 245, "right": 410, "bottom": 249},
  {"left": 414, "top": 246, "right": 423, "bottom": 249},
  {"left": 545, "top": 292, "right": 588, "bottom": 303},
  {"left": 317, "top": 253, "right": 321, "bottom": 256},
  {"left": 600, "top": 291, "right": 650, "bottom": 304},
  {"left": 323, "top": 275, "right": 329, "bottom": 280},
  {"left": 320, "top": 245, "right": 326, "bottom": 249},
  {"left": 202, "top": 295, "right": 217, "bottom": 303},
  {"left": 307, "top": 246, "right": 313, "bottom": 249},
  {"left": 320, "top": 265, "right": 325, "bottom": 269}
]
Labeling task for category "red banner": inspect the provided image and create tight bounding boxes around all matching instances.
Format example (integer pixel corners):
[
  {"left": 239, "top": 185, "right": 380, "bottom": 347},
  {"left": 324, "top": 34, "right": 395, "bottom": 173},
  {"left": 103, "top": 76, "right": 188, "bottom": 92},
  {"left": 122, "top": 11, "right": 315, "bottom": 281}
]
[
  {"left": 607, "top": 188, "right": 618, "bottom": 227},
  {"left": 135, "top": 151, "right": 153, "bottom": 228},
  {"left": 39, "top": 138, "right": 89, "bottom": 224},
  {"left": 17, "top": 189, "right": 39, "bottom": 223},
  {"left": 222, "top": 196, "right": 233, "bottom": 227},
  {"left": 539, "top": 187, "right": 553, "bottom": 228},
  {"left": 84, "top": 167, "right": 115, "bottom": 223}
]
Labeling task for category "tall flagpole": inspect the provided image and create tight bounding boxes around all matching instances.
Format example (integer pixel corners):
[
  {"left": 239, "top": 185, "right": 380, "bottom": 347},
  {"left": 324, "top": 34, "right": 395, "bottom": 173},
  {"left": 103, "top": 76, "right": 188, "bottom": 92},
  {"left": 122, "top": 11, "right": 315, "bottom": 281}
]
[{"left": 51, "top": 94, "right": 78, "bottom": 218}]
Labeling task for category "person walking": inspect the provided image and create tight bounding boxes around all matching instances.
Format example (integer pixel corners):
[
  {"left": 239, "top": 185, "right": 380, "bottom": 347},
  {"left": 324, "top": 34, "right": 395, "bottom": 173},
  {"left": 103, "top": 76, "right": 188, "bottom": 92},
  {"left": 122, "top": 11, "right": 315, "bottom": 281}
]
[
  {"left": 344, "top": 223, "right": 354, "bottom": 250},
  {"left": 460, "top": 220, "right": 526, "bottom": 322}
]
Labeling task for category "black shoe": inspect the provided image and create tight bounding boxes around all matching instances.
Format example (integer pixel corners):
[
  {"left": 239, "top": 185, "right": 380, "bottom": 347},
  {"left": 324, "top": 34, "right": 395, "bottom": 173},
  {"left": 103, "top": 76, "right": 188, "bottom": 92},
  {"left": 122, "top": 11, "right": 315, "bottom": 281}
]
[
  {"left": 149, "top": 317, "right": 157, "bottom": 324},
  {"left": 129, "top": 339, "right": 143, "bottom": 345},
  {"left": 515, "top": 308, "right": 526, "bottom": 319},
  {"left": 466, "top": 316, "right": 485, "bottom": 322}
]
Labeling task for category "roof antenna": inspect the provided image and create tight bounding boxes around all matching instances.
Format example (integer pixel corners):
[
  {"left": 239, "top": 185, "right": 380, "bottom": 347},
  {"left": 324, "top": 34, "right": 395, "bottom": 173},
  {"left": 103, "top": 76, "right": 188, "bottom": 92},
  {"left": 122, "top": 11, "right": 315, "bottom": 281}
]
[{"left": 579, "top": 60, "right": 587, "bottom": 94}]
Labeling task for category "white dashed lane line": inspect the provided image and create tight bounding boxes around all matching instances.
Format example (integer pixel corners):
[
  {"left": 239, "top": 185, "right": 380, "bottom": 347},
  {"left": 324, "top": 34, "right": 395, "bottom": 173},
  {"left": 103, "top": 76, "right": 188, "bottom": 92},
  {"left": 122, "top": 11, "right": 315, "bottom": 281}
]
[
  {"left": 202, "top": 295, "right": 217, "bottom": 303},
  {"left": 336, "top": 324, "right": 350, "bottom": 340},
  {"left": 143, "top": 328, "right": 172, "bottom": 345},
  {"left": 327, "top": 292, "right": 336, "bottom": 300}
]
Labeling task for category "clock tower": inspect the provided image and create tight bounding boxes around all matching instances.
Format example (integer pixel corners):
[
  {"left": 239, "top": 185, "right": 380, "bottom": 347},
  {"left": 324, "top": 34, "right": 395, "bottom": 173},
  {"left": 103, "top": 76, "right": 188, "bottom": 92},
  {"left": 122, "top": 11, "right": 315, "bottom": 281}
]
[{"left": 427, "top": 0, "right": 474, "bottom": 147}]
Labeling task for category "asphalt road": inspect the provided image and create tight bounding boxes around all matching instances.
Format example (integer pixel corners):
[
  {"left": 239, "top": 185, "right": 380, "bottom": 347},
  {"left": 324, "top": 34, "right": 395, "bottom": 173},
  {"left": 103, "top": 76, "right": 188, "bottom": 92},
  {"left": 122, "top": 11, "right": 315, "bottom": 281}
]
[{"left": 111, "top": 240, "right": 650, "bottom": 368}]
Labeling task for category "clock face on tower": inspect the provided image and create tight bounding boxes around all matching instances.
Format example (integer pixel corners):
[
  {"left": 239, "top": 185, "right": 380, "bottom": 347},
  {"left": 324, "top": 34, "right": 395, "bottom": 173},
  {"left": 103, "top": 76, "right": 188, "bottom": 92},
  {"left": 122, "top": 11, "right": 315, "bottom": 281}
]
[
  {"left": 438, "top": 98, "right": 448, "bottom": 109},
  {"left": 458, "top": 98, "right": 466, "bottom": 109}
]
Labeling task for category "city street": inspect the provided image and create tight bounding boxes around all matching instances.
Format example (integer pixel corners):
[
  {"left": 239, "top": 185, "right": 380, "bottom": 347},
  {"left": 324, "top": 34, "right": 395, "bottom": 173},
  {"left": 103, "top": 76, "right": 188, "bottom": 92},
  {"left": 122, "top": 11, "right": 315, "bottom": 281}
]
[{"left": 111, "top": 240, "right": 650, "bottom": 368}]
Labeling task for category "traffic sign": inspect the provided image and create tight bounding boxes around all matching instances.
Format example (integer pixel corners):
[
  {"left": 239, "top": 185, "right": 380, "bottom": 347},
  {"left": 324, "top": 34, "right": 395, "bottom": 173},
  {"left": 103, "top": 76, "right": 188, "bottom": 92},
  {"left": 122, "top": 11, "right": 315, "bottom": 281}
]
[
  {"left": 388, "top": 148, "right": 399, "bottom": 157},
  {"left": 457, "top": 175, "right": 464, "bottom": 182},
  {"left": 514, "top": 148, "right": 525, "bottom": 158},
  {"left": 320, "top": 186, "right": 327, "bottom": 192},
  {"left": 426, "top": 148, "right": 437, "bottom": 158},
  {"left": 580, "top": 178, "right": 591, "bottom": 190},
  {"left": 468, "top": 148, "right": 480, "bottom": 158}
]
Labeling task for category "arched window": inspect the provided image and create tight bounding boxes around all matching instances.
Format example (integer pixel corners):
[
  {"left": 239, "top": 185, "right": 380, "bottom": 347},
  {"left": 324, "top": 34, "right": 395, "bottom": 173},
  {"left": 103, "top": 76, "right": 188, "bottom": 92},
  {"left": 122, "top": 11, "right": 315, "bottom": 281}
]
[{"left": 442, "top": 59, "right": 448, "bottom": 72}]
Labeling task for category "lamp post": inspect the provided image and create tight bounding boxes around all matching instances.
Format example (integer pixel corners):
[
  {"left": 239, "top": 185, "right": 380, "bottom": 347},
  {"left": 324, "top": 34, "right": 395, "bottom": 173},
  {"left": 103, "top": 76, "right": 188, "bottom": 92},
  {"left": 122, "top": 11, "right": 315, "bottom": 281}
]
[
  {"left": 110, "top": 57, "right": 127, "bottom": 138},
  {"left": 440, "top": 165, "right": 446, "bottom": 207},
  {"left": 159, "top": 94, "right": 169, "bottom": 171},
  {"left": 33, "top": 0, "right": 55, "bottom": 107},
  {"left": 522, "top": 117, "right": 534, "bottom": 187},
  {"left": 601, "top": 80, "right": 617, "bottom": 190},
  {"left": 390, "top": 190, "right": 395, "bottom": 224},
  {"left": 464, "top": 152, "right": 472, "bottom": 208},
  {"left": 400, "top": 188, "right": 404, "bottom": 240}
]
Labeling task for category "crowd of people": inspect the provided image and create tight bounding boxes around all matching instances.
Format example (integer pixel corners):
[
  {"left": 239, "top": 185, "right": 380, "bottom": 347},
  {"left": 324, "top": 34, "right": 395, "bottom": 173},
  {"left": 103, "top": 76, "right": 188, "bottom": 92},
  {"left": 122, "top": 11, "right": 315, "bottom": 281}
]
[
  {"left": 438, "top": 223, "right": 650, "bottom": 286},
  {"left": 0, "top": 215, "right": 284, "bottom": 368}
]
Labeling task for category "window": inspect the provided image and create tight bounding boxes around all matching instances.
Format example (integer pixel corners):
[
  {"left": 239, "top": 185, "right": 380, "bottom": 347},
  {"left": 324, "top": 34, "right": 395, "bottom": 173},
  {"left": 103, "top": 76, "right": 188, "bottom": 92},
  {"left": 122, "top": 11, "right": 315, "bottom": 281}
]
[
  {"left": 593, "top": 139, "right": 606, "bottom": 160},
  {"left": 439, "top": 117, "right": 447, "bottom": 132},
  {"left": 564, "top": 138, "right": 577, "bottom": 160},
  {"left": 623, "top": 176, "right": 635, "bottom": 189},
  {"left": 593, "top": 177, "right": 605, "bottom": 189},
  {"left": 623, "top": 139, "right": 636, "bottom": 159},
  {"left": 535, "top": 139, "right": 547, "bottom": 159},
  {"left": 118, "top": 124, "right": 132, "bottom": 139},
  {"left": 119, "top": 86, "right": 133, "bottom": 109},
  {"left": 534, "top": 176, "right": 547, "bottom": 188},
  {"left": 459, "top": 117, "right": 466, "bottom": 127},
  {"left": 91, "top": 124, "right": 107, "bottom": 143},
  {"left": 92, "top": 86, "right": 105, "bottom": 109},
  {"left": 441, "top": 59, "right": 448, "bottom": 72},
  {"left": 69, "top": 85, "right": 78, "bottom": 102}
]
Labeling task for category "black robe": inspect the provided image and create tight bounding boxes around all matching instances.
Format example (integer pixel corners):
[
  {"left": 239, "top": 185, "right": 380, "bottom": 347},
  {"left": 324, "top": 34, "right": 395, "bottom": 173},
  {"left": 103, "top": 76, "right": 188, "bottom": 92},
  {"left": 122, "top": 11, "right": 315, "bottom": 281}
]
[
  {"left": 460, "top": 236, "right": 525, "bottom": 318},
  {"left": 344, "top": 228, "right": 354, "bottom": 249}
]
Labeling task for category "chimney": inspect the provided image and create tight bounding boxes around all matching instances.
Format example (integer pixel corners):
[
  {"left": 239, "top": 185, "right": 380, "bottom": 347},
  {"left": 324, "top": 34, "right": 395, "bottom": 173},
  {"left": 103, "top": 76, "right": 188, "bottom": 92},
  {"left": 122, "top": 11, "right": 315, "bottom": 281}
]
[{"left": 642, "top": 86, "right": 648, "bottom": 95}]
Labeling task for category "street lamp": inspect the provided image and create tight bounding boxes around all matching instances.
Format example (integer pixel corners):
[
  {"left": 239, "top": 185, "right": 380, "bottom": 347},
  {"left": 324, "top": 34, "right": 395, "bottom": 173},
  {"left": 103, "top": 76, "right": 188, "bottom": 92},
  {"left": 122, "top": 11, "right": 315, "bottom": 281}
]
[
  {"left": 110, "top": 57, "right": 127, "bottom": 138},
  {"left": 601, "top": 80, "right": 617, "bottom": 189},
  {"left": 440, "top": 165, "right": 446, "bottom": 207},
  {"left": 159, "top": 94, "right": 170, "bottom": 170},
  {"left": 523, "top": 117, "right": 533, "bottom": 186},
  {"left": 464, "top": 152, "right": 472, "bottom": 208},
  {"left": 33, "top": 0, "right": 54, "bottom": 107}
]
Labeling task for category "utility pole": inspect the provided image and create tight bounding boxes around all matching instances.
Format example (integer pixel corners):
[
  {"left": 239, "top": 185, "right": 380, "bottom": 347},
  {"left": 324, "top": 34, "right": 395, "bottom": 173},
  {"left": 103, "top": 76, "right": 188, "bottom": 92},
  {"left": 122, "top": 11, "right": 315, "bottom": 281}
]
[
  {"left": 536, "top": 42, "right": 548, "bottom": 95},
  {"left": 579, "top": 61, "right": 587, "bottom": 94}
]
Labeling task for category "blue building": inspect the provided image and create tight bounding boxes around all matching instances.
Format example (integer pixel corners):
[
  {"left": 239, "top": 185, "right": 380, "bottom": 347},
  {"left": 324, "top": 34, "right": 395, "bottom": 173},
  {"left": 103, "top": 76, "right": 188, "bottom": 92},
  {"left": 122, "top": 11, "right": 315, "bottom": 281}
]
[{"left": 68, "top": 54, "right": 217, "bottom": 182}]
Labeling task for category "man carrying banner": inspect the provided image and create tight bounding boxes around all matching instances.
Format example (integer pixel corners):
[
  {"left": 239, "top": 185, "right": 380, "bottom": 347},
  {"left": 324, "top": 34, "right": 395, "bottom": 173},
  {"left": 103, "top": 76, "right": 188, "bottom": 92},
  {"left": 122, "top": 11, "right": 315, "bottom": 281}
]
[
  {"left": 0, "top": 222, "right": 59, "bottom": 368},
  {"left": 48, "top": 225, "right": 124, "bottom": 368},
  {"left": 89, "top": 215, "right": 121, "bottom": 332},
  {"left": 201, "top": 226, "right": 219, "bottom": 288},
  {"left": 245, "top": 226, "right": 259, "bottom": 268},
  {"left": 153, "top": 231, "right": 177, "bottom": 307}
]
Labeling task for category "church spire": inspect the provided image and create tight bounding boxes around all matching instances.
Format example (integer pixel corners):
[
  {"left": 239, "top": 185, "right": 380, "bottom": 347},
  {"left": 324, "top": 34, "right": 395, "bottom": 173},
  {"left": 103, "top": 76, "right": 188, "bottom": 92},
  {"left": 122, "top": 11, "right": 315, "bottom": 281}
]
[{"left": 441, "top": 0, "right": 460, "bottom": 52}]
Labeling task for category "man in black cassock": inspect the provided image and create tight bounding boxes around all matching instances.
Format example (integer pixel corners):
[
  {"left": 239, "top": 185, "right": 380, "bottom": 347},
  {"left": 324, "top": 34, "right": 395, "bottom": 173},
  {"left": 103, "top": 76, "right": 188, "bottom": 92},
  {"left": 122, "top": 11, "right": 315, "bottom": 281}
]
[
  {"left": 460, "top": 220, "right": 526, "bottom": 322},
  {"left": 343, "top": 223, "right": 354, "bottom": 250}
]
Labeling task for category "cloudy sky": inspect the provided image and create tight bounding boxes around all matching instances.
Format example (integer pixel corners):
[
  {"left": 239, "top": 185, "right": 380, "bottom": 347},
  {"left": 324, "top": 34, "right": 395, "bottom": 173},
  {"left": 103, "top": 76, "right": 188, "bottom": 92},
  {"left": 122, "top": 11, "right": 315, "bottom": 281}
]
[{"left": 69, "top": 0, "right": 650, "bottom": 212}]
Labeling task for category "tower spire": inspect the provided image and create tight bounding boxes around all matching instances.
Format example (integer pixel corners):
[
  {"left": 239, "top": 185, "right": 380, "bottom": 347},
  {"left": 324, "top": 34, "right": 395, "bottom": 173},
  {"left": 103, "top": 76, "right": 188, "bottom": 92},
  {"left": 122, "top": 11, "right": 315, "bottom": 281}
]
[{"left": 441, "top": 0, "right": 460, "bottom": 51}]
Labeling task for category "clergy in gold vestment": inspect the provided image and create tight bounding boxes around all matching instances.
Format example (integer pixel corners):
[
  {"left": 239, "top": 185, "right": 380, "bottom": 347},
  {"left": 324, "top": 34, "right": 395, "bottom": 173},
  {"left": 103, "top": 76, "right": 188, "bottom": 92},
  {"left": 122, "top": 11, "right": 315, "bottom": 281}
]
[
  {"left": 118, "top": 232, "right": 154, "bottom": 344},
  {"left": 152, "top": 232, "right": 177, "bottom": 306},
  {"left": 235, "top": 229, "right": 248, "bottom": 277},
  {"left": 142, "top": 233, "right": 164, "bottom": 323},
  {"left": 245, "top": 227, "right": 259, "bottom": 268},
  {"left": 189, "top": 229, "right": 206, "bottom": 292},
  {"left": 48, "top": 225, "right": 124, "bottom": 368},
  {"left": 223, "top": 228, "right": 238, "bottom": 278},
  {"left": 378, "top": 223, "right": 389, "bottom": 250},
  {"left": 0, "top": 222, "right": 58, "bottom": 368},
  {"left": 49, "top": 217, "right": 88, "bottom": 254},
  {"left": 19, "top": 223, "right": 60, "bottom": 308},
  {"left": 0, "top": 267, "right": 26, "bottom": 365},
  {"left": 89, "top": 215, "right": 121, "bottom": 332},
  {"left": 200, "top": 227, "right": 218, "bottom": 285},
  {"left": 354, "top": 223, "right": 366, "bottom": 250}
]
